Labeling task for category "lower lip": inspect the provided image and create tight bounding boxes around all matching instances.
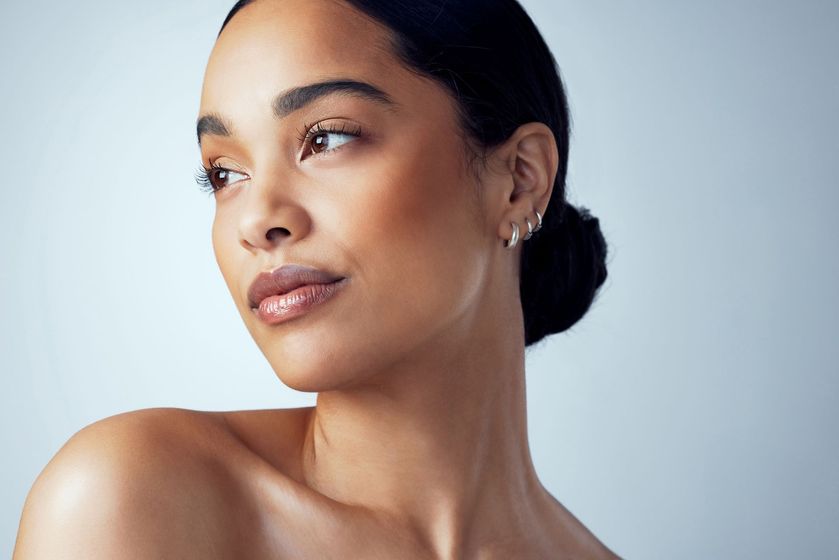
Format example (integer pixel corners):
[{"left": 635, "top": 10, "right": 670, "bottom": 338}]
[{"left": 252, "top": 278, "right": 348, "bottom": 325}]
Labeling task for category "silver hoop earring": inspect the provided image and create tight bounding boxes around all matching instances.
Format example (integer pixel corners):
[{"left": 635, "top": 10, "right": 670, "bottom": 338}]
[
  {"left": 505, "top": 222, "right": 519, "bottom": 249},
  {"left": 523, "top": 217, "right": 534, "bottom": 240},
  {"left": 533, "top": 210, "right": 543, "bottom": 232}
]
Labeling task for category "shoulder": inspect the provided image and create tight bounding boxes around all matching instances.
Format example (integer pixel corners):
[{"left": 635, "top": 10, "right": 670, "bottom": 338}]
[
  {"left": 220, "top": 406, "right": 314, "bottom": 480},
  {"left": 13, "top": 407, "right": 249, "bottom": 559}
]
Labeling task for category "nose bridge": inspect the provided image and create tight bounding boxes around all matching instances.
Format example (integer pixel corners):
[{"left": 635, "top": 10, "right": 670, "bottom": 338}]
[{"left": 237, "top": 170, "right": 311, "bottom": 252}]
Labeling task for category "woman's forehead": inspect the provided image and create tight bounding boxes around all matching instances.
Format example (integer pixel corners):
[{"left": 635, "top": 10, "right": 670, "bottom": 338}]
[
  {"left": 207, "top": 0, "right": 395, "bottom": 78},
  {"left": 200, "top": 0, "right": 401, "bottom": 111}
]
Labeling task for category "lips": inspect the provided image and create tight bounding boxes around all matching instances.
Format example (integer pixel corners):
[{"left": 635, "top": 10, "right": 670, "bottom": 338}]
[{"left": 247, "top": 264, "right": 345, "bottom": 310}]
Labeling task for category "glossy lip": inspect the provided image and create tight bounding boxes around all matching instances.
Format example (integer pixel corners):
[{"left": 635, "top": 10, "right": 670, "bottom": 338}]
[
  {"left": 247, "top": 263, "right": 346, "bottom": 310},
  {"left": 252, "top": 277, "right": 349, "bottom": 325}
]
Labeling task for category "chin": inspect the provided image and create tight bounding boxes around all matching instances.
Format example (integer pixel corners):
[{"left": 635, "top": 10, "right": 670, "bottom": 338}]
[
  {"left": 257, "top": 339, "right": 351, "bottom": 393},
  {"left": 261, "top": 334, "right": 399, "bottom": 394},
  {"left": 268, "top": 361, "right": 362, "bottom": 393}
]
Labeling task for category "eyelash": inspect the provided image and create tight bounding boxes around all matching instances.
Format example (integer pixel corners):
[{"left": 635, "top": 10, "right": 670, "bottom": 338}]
[
  {"left": 194, "top": 162, "right": 229, "bottom": 196},
  {"left": 194, "top": 120, "right": 364, "bottom": 195}
]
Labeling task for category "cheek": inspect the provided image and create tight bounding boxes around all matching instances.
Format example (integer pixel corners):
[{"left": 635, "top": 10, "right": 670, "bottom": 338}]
[
  {"left": 336, "top": 137, "right": 486, "bottom": 339},
  {"left": 211, "top": 209, "right": 242, "bottom": 298}
]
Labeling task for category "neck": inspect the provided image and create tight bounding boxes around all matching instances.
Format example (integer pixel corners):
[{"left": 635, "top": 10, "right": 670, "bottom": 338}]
[{"left": 299, "top": 292, "right": 551, "bottom": 557}]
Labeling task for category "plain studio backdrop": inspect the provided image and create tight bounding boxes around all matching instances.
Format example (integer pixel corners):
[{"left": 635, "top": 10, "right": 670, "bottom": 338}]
[{"left": 2, "top": 1, "right": 837, "bottom": 558}]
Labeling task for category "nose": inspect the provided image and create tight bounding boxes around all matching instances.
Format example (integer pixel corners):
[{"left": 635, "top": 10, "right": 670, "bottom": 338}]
[{"left": 237, "top": 179, "right": 311, "bottom": 253}]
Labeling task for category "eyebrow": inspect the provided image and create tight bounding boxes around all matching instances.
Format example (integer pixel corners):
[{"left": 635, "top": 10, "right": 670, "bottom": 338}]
[{"left": 196, "top": 78, "right": 396, "bottom": 146}]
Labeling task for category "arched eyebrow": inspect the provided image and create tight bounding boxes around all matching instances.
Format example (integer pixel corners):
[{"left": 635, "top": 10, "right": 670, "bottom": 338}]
[{"left": 196, "top": 78, "right": 397, "bottom": 146}]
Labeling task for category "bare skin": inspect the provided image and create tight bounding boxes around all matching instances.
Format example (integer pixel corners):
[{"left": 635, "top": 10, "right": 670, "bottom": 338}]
[{"left": 14, "top": 0, "right": 621, "bottom": 558}]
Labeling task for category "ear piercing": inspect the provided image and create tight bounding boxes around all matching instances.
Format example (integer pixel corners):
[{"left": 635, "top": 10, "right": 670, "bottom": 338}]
[
  {"left": 505, "top": 222, "right": 520, "bottom": 248},
  {"left": 505, "top": 210, "right": 543, "bottom": 249},
  {"left": 524, "top": 217, "right": 534, "bottom": 240}
]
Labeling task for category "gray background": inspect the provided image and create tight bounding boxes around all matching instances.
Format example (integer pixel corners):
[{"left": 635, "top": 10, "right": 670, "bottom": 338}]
[{"left": 2, "top": 1, "right": 837, "bottom": 558}]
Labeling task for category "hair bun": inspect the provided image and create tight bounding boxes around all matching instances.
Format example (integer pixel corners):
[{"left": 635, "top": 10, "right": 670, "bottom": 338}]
[{"left": 520, "top": 202, "right": 609, "bottom": 346}]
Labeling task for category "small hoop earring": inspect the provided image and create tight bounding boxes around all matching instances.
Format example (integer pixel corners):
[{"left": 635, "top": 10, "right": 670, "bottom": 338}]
[
  {"left": 533, "top": 210, "right": 543, "bottom": 232},
  {"left": 505, "top": 222, "right": 519, "bottom": 249},
  {"left": 523, "top": 217, "right": 534, "bottom": 240}
]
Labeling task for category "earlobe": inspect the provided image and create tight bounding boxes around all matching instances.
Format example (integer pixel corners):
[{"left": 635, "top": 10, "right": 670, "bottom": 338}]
[{"left": 503, "top": 209, "right": 543, "bottom": 250}]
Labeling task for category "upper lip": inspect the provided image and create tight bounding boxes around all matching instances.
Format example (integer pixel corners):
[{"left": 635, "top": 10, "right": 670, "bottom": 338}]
[{"left": 247, "top": 264, "right": 345, "bottom": 309}]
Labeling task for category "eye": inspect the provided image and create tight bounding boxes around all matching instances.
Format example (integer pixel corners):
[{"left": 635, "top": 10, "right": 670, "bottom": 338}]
[
  {"left": 194, "top": 164, "right": 248, "bottom": 195},
  {"left": 300, "top": 121, "right": 363, "bottom": 159}
]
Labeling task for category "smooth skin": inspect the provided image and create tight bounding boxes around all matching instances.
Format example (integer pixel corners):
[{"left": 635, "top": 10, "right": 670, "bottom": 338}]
[{"left": 14, "top": 0, "right": 621, "bottom": 558}]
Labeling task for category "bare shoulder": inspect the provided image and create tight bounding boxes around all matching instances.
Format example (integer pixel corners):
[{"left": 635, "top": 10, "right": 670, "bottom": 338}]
[
  {"left": 13, "top": 407, "right": 254, "bottom": 559},
  {"left": 219, "top": 406, "right": 314, "bottom": 480}
]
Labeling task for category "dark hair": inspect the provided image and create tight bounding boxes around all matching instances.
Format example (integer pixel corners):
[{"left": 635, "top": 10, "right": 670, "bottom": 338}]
[{"left": 218, "top": 0, "right": 609, "bottom": 347}]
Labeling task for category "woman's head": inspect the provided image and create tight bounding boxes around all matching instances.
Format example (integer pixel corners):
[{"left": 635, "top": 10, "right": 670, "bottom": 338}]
[{"left": 198, "top": 0, "right": 607, "bottom": 389}]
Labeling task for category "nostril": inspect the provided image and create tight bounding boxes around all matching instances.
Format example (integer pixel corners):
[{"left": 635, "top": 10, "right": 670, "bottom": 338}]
[{"left": 266, "top": 227, "right": 290, "bottom": 242}]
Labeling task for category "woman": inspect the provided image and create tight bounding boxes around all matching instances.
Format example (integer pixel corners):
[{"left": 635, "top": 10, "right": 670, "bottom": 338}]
[{"left": 15, "top": 0, "right": 615, "bottom": 558}]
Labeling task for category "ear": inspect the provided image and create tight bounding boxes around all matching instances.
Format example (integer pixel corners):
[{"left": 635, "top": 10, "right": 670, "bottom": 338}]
[{"left": 491, "top": 122, "right": 559, "bottom": 246}]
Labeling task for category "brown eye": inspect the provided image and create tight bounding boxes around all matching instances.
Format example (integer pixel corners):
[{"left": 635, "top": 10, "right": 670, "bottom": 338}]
[
  {"left": 302, "top": 124, "right": 362, "bottom": 158},
  {"left": 311, "top": 133, "right": 330, "bottom": 154},
  {"left": 196, "top": 164, "right": 248, "bottom": 195},
  {"left": 212, "top": 169, "right": 228, "bottom": 188},
  {"left": 209, "top": 167, "right": 247, "bottom": 191}
]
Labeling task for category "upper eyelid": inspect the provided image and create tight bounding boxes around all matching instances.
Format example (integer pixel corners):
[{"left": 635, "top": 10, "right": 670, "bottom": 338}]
[
  {"left": 204, "top": 160, "right": 247, "bottom": 177},
  {"left": 299, "top": 118, "right": 363, "bottom": 141}
]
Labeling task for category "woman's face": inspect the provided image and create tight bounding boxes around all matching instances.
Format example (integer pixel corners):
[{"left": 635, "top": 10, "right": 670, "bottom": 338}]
[{"left": 198, "top": 0, "right": 503, "bottom": 391}]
